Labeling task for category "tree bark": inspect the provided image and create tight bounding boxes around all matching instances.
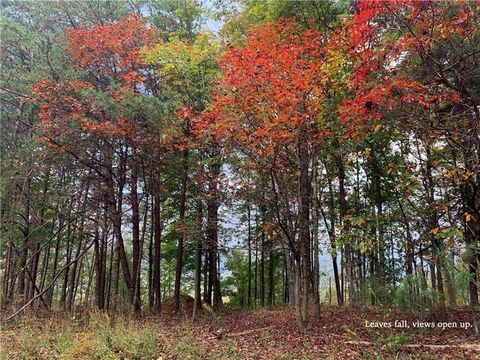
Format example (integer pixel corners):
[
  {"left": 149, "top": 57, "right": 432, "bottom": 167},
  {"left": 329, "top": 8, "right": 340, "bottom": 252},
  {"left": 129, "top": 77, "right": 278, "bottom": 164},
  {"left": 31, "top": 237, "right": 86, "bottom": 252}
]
[
  {"left": 130, "top": 153, "right": 142, "bottom": 313},
  {"left": 174, "top": 148, "right": 189, "bottom": 313},
  {"left": 193, "top": 196, "right": 203, "bottom": 317},
  {"left": 153, "top": 169, "right": 163, "bottom": 313},
  {"left": 312, "top": 158, "right": 321, "bottom": 319},
  {"left": 297, "top": 124, "right": 310, "bottom": 329}
]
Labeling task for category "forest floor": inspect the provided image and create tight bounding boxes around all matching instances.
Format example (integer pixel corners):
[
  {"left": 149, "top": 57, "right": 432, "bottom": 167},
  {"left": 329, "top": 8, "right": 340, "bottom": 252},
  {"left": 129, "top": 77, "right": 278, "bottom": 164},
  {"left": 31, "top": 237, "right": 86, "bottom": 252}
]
[{"left": 1, "top": 305, "right": 479, "bottom": 359}]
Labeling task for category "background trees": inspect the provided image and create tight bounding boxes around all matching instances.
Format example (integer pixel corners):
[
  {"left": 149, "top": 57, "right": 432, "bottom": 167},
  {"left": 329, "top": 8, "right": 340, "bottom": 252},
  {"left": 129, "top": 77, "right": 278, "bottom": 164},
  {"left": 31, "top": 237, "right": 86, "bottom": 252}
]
[{"left": 1, "top": 0, "right": 478, "bottom": 332}]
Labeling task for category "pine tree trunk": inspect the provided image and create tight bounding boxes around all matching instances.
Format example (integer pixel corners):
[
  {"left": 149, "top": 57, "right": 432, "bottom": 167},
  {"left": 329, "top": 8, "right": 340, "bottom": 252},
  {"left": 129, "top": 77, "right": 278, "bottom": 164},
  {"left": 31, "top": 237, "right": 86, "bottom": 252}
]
[
  {"left": 130, "top": 155, "right": 141, "bottom": 313},
  {"left": 153, "top": 170, "right": 162, "bottom": 313},
  {"left": 247, "top": 205, "right": 252, "bottom": 307},
  {"left": 193, "top": 197, "right": 203, "bottom": 317},
  {"left": 312, "top": 159, "right": 321, "bottom": 319},
  {"left": 174, "top": 149, "right": 188, "bottom": 313},
  {"left": 17, "top": 174, "right": 31, "bottom": 305}
]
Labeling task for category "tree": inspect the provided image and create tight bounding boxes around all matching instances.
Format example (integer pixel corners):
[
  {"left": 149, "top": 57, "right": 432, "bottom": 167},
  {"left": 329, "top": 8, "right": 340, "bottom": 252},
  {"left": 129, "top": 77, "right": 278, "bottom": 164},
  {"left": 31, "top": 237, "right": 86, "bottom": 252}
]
[
  {"left": 212, "top": 20, "right": 329, "bottom": 329},
  {"left": 32, "top": 15, "right": 156, "bottom": 312},
  {"left": 144, "top": 32, "right": 221, "bottom": 312},
  {"left": 339, "top": 0, "right": 479, "bottom": 315}
]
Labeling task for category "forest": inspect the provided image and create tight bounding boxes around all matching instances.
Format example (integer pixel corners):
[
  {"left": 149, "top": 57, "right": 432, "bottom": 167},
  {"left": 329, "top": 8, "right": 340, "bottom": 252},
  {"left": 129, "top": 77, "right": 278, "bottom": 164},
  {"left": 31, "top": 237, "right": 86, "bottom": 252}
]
[{"left": 1, "top": 0, "right": 479, "bottom": 359}]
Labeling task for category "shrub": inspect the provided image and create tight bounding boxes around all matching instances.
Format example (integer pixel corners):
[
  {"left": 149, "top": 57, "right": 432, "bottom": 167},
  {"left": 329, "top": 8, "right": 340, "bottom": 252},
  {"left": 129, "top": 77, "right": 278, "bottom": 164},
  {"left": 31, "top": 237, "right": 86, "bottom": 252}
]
[
  {"left": 111, "top": 321, "right": 158, "bottom": 359},
  {"left": 166, "top": 322, "right": 205, "bottom": 359},
  {"left": 61, "top": 312, "right": 117, "bottom": 360}
]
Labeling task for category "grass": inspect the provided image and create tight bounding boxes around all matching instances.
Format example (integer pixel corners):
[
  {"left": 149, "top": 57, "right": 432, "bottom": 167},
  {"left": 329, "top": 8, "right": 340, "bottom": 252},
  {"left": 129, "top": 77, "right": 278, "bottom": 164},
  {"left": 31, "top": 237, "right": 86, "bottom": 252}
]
[
  {"left": 1, "top": 306, "right": 476, "bottom": 359},
  {"left": 2, "top": 312, "right": 158, "bottom": 360},
  {"left": 166, "top": 321, "right": 206, "bottom": 359},
  {"left": 1, "top": 312, "right": 238, "bottom": 360}
]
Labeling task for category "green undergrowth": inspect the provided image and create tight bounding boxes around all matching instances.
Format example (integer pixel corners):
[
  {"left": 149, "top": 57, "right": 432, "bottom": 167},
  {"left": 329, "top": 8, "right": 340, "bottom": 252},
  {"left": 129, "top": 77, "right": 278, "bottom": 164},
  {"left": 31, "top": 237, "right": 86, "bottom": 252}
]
[
  {"left": 2, "top": 312, "right": 158, "bottom": 360},
  {"left": 1, "top": 311, "right": 243, "bottom": 360}
]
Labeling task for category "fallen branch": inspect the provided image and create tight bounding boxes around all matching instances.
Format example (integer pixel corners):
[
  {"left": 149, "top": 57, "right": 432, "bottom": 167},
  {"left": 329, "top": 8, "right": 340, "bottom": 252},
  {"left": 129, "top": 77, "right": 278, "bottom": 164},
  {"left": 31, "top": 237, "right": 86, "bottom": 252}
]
[
  {"left": 3, "top": 239, "right": 95, "bottom": 322},
  {"left": 345, "top": 341, "right": 480, "bottom": 350},
  {"left": 208, "top": 326, "right": 272, "bottom": 340},
  {"left": 228, "top": 326, "right": 272, "bottom": 337}
]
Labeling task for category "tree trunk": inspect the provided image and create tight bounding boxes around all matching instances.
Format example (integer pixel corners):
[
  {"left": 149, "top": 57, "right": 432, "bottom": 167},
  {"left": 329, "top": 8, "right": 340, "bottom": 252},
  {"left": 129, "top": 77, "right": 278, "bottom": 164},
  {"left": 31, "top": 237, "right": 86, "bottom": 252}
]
[
  {"left": 247, "top": 205, "right": 252, "bottom": 307},
  {"left": 325, "top": 176, "right": 343, "bottom": 305},
  {"left": 203, "top": 250, "right": 210, "bottom": 305},
  {"left": 148, "top": 201, "right": 154, "bottom": 310},
  {"left": 312, "top": 158, "right": 320, "bottom": 319},
  {"left": 193, "top": 196, "right": 203, "bottom": 317},
  {"left": 60, "top": 221, "right": 73, "bottom": 308},
  {"left": 17, "top": 174, "right": 32, "bottom": 305},
  {"left": 174, "top": 149, "right": 188, "bottom": 313},
  {"left": 153, "top": 170, "right": 163, "bottom": 313},
  {"left": 130, "top": 154, "right": 141, "bottom": 313},
  {"left": 336, "top": 153, "right": 353, "bottom": 305},
  {"left": 267, "top": 240, "right": 274, "bottom": 308},
  {"left": 425, "top": 144, "right": 446, "bottom": 320},
  {"left": 207, "top": 155, "right": 221, "bottom": 311},
  {"left": 260, "top": 206, "right": 265, "bottom": 307},
  {"left": 297, "top": 124, "right": 310, "bottom": 329}
]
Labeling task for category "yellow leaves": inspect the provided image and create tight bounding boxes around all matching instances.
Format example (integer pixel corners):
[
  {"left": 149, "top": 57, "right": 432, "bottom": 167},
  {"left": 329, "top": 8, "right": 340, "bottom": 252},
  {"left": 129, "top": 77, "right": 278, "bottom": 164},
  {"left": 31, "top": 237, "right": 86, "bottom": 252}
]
[
  {"left": 356, "top": 218, "right": 367, "bottom": 227},
  {"left": 386, "top": 162, "right": 394, "bottom": 175},
  {"left": 358, "top": 241, "right": 368, "bottom": 254},
  {"left": 348, "top": 216, "right": 369, "bottom": 229},
  {"left": 430, "top": 227, "right": 439, "bottom": 235},
  {"left": 464, "top": 212, "right": 474, "bottom": 222},
  {"left": 143, "top": 33, "right": 220, "bottom": 82},
  {"left": 363, "top": 147, "right": 372, "bottom": 157},
  {"left": 442, "top": 168, "right": 474, "bottom": 183},
  {"left": 463, "top": 170, "right": 473, "bottom": 180},
  {"left": 444, "top": 238, "right": 454, "bottom": 248},
  {"left": 320, "top": 48, "right": 348, "bottom": 88},
  {"left": 443, "top": 167, "right": 457, "bottom": 179},
  {"left": 261, "top": 221, "right": 277, "bottom": 236},
  {"left": 373, "top": 124, "right": 382, "bottom": 133}
]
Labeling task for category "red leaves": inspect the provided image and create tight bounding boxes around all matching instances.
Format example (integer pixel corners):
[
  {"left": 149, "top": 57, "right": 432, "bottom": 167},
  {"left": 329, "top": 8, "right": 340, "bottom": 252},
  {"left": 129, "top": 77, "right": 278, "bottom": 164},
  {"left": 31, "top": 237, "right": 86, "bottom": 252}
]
[
  {"left": 33, "top": 16, "right": 158, "bottom": 154},
  {"left": 67, "top": 15, "right": 153, "bottom": 87},
  {"left": 336, "top": 0, "right": 470, "bottom": 139},
  {"left": 213, "top": 20, "right": 326, "bottom": 158}
]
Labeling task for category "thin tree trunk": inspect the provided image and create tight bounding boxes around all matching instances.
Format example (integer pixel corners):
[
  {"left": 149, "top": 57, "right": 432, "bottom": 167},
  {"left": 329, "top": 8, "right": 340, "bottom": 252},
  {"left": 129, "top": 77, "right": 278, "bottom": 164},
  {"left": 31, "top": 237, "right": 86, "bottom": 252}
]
[
  {"left": 267, "top": 241, "right": 274, "bottom": 308},
  {"left": 130, "top": 154, "right": 141, "bottom": 313},
  {"left": 174, "top": 148, "right": 189, "bottom": 313},
  {"left": 17, "top": 174, "right": 31, "bottom": 305},
  {"left": 324, "top": 176, "right": 342, "bottom": 305},
  {"left": 153, "top": 170, "right": 162, "bottom": 313},
  {"left": 193, "top": 196, "right": 203, "bottom": 317},
  {"left": 247, "top": 205, "right": 252, "bottom": 307},
  {"left": 297, "top": 124, "right": 310, "bottom": 330},
  {"left": 260, "top": 205, "right": 265, "bottom": 307},
  {"left": 336, "top": 152, "right": 352, "bottom": 305},
  {"left": 148, "top": 199, "right": 154, "bottom": 310},
  {"left": 312, "top": 158, "right": 321, "bottom": 319}
]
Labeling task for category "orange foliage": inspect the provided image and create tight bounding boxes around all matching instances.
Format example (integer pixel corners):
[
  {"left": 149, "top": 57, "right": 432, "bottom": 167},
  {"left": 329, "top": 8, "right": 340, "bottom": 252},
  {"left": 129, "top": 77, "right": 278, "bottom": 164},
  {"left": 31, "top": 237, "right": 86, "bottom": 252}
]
[
  {"left": 67, "top": 15, "right": 153, "bottom": 88},
  {"left": 34, "top": 16, "right": 155, "bottom": 151},
  {"left": 337, "top": 0, "right": 474, "bottom": 136},
  {"left": 211, "top": 20, "right": 327, "bottom": 158}
]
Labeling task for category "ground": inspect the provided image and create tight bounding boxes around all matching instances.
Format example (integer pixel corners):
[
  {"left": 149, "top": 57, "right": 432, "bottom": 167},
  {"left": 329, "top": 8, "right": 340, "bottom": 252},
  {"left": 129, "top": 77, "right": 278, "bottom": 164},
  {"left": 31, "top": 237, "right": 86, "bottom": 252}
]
[{"left": 1, "top": 306, "right": 479, "bottom": 359}]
